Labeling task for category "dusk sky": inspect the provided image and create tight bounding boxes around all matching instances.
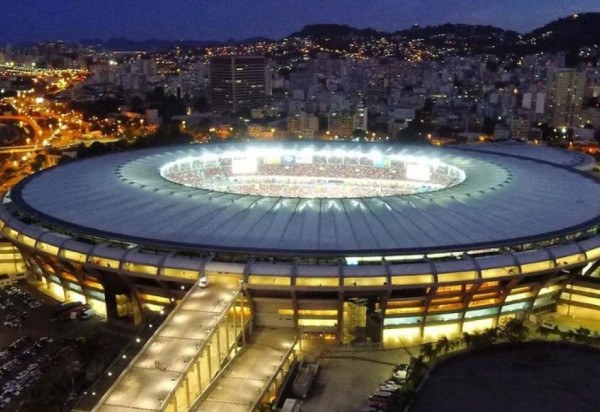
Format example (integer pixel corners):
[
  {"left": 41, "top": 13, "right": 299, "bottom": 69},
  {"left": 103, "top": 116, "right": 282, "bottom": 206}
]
[{"left": 1, "top": 0, "right": 599, "bottom": 43}]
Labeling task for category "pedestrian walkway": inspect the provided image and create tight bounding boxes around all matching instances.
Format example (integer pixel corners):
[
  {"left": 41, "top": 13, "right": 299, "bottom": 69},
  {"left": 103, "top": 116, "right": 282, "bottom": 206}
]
[
  {"left": 193, "top": 328, "right": 297, "bottom": 412},
  {"left": 93, "top": 278, "right": 249, "bottom": 412}
]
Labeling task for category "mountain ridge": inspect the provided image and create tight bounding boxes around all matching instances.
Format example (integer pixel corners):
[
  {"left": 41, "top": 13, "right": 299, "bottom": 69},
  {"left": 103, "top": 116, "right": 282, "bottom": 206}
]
[{"left": 76, "top": 12, "right": 600, "bottom": 56}]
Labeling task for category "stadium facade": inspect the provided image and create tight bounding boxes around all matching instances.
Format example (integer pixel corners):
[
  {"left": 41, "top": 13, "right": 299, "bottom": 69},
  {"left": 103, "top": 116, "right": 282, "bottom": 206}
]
[{"left": 1, "top": 141, "right": 600, "bottom": 345}]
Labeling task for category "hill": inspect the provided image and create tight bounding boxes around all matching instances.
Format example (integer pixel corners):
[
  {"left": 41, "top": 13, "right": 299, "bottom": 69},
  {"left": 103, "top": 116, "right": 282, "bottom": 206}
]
[
  {"left": 522, "top": 12, "right": 600, "bottom": 55},
  {"left": 77, "top": 12, "right": 600, "bottom": 60},
  {"left": 290, "top": 24, "right": 384, "bottom": 39}
]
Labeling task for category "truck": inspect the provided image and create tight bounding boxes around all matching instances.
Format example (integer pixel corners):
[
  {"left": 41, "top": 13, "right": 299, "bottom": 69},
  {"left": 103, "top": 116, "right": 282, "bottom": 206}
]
[
  {"left": 540, "top": 319, "right": 593, "bottom": 334},
  {"left": 369, "top": 391, "right": 393, "bottom": 400},
  {"left": 292, "top": 362, "right": 319, "bottom": 399},
  {"left": 77, "top": 308, "right": 95, "bottom": 320},
  {"left": 52, "top": 301, "right": 83, "bottom": 318},
  {"left": 56, "top": 303, "right": 91, "bottom": 321}
]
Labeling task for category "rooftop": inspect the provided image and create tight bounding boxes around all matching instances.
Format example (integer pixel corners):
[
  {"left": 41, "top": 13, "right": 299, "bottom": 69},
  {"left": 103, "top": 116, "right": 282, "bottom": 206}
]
[{"left": 8, "top": 142, "right": 600, "bottom": 256}]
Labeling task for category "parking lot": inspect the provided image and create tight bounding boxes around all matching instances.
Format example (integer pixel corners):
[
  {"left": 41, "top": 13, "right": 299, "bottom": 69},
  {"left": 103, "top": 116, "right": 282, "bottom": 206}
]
[
  {"left": 297, "top": 342, "right": 415, "bottom": 412},
  {"left": 0, "top": 335, "right": 59, "bottom": 409},
  {"left": 0, "top": 281, "right": 118, "bottom": 411},
  {"left": 0, "top": 282, "right": 103, "bottom": 348}
]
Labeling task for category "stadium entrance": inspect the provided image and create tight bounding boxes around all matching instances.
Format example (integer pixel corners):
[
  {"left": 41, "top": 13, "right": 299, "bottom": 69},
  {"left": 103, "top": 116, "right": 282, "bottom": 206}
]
[{"left": 342, "top": 297, "right": 382, "bottom": 344}]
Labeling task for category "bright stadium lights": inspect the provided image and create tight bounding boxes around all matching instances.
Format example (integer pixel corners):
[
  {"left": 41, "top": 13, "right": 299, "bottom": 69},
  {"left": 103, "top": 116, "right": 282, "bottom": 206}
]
[
  {"left": 367, "top": 150, "right": 384, "bottom": 162},
  {"left": 231, "top": 156, "right": 258, "bottom": 174},
  {"left": 345, "top": 257, "right": 359, "bottom": 265},
  {"left": 158, "top": 145, "right": 466, "bottom": 199},
  {"left": 384, "top": 254, "right": 426, "bottom": 262},
  {"left": 406, "top": 163, "right": 432, "bottom": 181}
]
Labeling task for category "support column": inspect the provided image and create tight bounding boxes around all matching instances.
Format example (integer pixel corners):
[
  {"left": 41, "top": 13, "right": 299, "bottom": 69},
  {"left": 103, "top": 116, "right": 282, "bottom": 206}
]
[
  {"left": 337, "top": 262, "right": 344, "bottom": 344},
  {"left": 184, "top": 377, "right": 191, "bottom": 409},
  {"left": 215, "top": 328, "right": 222, "bottom": 367},
  {"left": 187, "top": 365, "right": 197, "bottom": 401},
  {"left": 240, "top": 294, "right": 246, "bottom": 344},
  {"left": 232, "top": 303, "right": 239, "bottom": 353},
  {"left": 196, "top": 358, "right": 202, "bottom": 391},
  {"left": 225, "top": 315, "right": 231, "bottom": 358},
  {"left": 206, "top": 344, "right": 212, "bottom": 381}
]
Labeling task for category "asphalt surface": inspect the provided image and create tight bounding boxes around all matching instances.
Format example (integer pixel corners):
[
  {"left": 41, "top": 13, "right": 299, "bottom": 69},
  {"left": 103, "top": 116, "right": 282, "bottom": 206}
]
[{"left": 0, "top": 281, "right": 109, "bottom": 411}]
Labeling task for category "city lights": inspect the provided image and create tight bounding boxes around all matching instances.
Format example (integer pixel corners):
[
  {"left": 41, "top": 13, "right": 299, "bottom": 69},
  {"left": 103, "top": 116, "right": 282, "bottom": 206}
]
[{"left": 0, "top": 8, "right": 599, "bottom": 412}]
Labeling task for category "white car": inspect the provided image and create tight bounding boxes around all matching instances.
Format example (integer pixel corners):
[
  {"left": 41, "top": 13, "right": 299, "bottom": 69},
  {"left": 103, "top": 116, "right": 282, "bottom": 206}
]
[{"left": 198, "top": 276, "right": 209, "bottom": 288}]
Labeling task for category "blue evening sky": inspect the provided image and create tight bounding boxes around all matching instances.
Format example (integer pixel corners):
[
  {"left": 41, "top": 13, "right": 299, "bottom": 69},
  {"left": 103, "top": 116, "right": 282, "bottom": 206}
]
[{"left": 0, "top": 0, "right": 598, "bottom": 43}]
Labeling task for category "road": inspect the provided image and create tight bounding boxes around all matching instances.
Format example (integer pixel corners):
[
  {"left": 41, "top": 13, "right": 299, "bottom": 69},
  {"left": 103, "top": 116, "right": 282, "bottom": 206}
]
[{"left": 0, "top": 116, "right": 43, "bottom": 139}]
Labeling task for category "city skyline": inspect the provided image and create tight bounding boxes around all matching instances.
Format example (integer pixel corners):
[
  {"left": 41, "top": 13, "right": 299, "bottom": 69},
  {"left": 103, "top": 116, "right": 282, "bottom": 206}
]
[
  {"left": 2, "top": 1, "right": 600, "bottom": 410},
  {"left": 0, "top": 0, "right": 599, "bottom": 44}
]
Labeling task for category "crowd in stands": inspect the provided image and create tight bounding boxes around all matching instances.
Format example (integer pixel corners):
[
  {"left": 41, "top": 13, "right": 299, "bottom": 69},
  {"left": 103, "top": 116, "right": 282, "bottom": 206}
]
[{"left": 160, "top": 156, "right": 463, "bottom": 198}]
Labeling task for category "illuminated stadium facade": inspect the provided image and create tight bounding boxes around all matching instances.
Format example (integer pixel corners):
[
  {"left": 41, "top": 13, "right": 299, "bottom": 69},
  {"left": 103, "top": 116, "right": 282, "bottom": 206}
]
[{"left": 2, "top": 141, "right": 600, "bottom": 345}]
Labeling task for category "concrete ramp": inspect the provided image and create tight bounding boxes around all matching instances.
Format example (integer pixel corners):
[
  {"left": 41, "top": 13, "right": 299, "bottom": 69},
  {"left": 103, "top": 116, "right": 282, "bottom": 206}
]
[
  {"left": 94, "top": 278, "right": 249, "bottom": 412},
  {"left": 193, "top": 328, "right": 297, "bottom": 412}
]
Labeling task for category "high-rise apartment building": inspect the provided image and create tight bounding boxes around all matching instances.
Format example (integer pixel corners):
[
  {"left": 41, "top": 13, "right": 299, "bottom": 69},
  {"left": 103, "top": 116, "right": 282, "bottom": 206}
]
[
  {"left": 287, "top": 111, "right": 320, "bottom": 138},
  {"left": 510, "top": 112, "right": 532, "bottom": 140},
  {"left": 548, "top": 69, "right": 586, "bottom": 127},
  {"left": 210, "top": 56, "right": 266, "bottom": 113},
  {"left": 327, "top": 112, "right": 353, "bottom": 138}
]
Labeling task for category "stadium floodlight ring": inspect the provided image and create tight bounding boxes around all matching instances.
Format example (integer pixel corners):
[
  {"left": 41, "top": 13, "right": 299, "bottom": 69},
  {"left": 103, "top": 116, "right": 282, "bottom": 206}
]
[{"left": 158, "top": 147, "right": 467, "bottom": 198}]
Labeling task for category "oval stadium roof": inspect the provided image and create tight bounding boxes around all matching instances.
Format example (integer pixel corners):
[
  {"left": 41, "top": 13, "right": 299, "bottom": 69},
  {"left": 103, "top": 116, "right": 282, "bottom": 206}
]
[
  {"left": 9, "top": 142, "right": 600, "bottom": 256},
  {"left": 466, "top": 141, "right": 596, "bottom": 170}
]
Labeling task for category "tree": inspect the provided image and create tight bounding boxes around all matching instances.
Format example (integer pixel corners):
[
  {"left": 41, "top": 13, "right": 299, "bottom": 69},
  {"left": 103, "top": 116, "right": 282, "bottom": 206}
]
[
  {"left": 159, "top": 96, "right": 186, "bottom": 122},
  {"left": 575, "top": 327, "right": 592, "bottom": 344},
  {"left": 422, "top": 97, "right": 435, "bottom": 114},
  {"left": 536, "top": 325, "right": 550, "bottom": 338},
  {"left": 20, "top": 366, "right": 71, "bottom": 411},
  {"left": 434, "top": 336, "right": 451, "bottom": 355},
  {"left": 482, "top": 117, "right": 496, "bottom": 136},
  {"left": 130, "top": 95, "right": 145, "bottom": 113},
  {"left": 461, "top": 332, "right": 472, "bottom": 348},
  {"left": 71, "top": 97, "right": 122, "bottom": 120},
  {"left": 499, "top": 318, "right": 527, "bottom": 342},
  {"left": 30, "top": 153, "right": 46, "bottom": 171},
  {"left": 467, "top": 332, "right": 487, "bottom": 349},
  {"left": 419, "top": 342, "right": 438, "bottom": 361},
  {"left": 3, "top": 167, "right": 15, "bottom": 178},
  {"left": 563, "top": 330, "right": 576, "bottom": 342},
  {"left": 193, "top": 96, "right": 209, "bottom": 112},
  {"left": 481, "top": 327, "right": 499, "bottom": 345},
  {"left": 352, "top": 128, "right": 367, "bottom": 141},
  {"left": 406, "top": 355, "right": 428, "bottom": 384},
  {"left": 83, "top": 141, "right": 110, "bottom": 157},
  {"left": 146, "top": 86, "right": 186, "bottom": 122}
]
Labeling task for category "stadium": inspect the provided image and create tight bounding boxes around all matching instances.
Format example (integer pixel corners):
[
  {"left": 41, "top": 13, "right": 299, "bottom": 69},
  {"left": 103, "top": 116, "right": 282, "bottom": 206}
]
[{"left": 2, "top": 141, "right": 600, "bottom": 346}]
